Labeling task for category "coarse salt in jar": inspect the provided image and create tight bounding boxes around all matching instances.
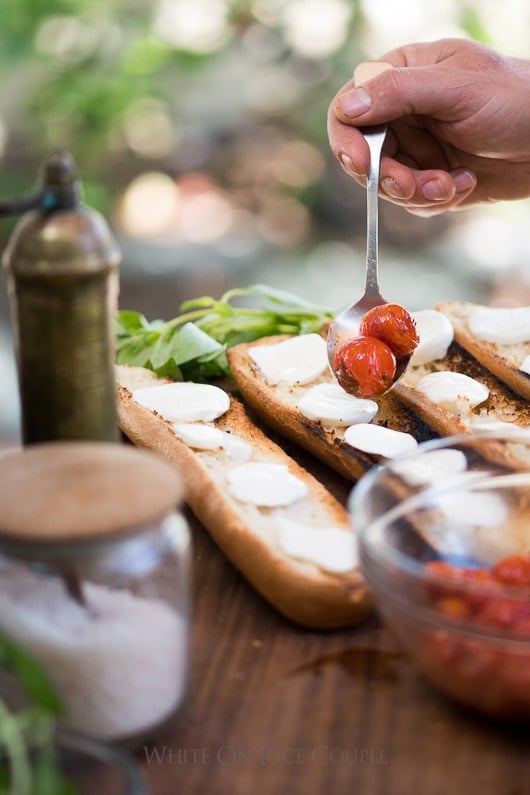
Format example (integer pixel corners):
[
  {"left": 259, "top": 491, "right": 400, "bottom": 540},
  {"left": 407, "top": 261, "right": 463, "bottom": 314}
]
[{"left": 0, "top": 441, "right": 190, "bottom": 744}]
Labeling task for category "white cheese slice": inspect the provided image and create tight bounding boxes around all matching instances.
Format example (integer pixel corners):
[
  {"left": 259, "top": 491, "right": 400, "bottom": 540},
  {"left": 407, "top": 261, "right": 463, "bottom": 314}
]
[
  {"left": 410, "top": 310, "right": 454, "bottom": 366},
  {"left": 172, "top": 423, "right": 251, "bottom": 461},
  {"left": 133, "top": 382, "right": 230, "bottom": 422},
  {"left": 416, "top": 371, "right": 489, "bottom": 412},
  {"left": 390, "top": 448, "right": 467, "bottom": 487},
  {"left": 248, "top": 334, "right": 328, "bottom": 386},
  {"left": 343, "top": 423, "right": 418, "bottom": 458},
  {"left": 297, "top": 383, "right": 378, "bottom": 427},
  {"left": 227, "top": 462, "right": 308, "bottom": 507},
  {"left": 469, "top": 420, "right": 522, "bottom": 434},
  {"left": 419, "top": 490, "right": 513, "bottom": 565},
  {"left": 277, "top": 518, "right": 358, "bottom": 573},
  {"left": 438, "top": 490, "right": 508, "bottom": 528},
  {"left": 519, "top": 355, "right": 530, "bottom": 376},
  {"left": 468, "top": 306, "right": 530, "bottom": 345}
]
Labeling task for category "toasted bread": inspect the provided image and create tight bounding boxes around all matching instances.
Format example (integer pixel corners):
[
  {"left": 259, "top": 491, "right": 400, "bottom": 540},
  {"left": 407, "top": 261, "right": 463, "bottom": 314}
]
[
  {"left": 116, "top": 365, "right": 372, "bottom": 629},
  {"left": 393, "top": 341, "right": 530, "bottom": 436},
  {"left": 227, "top": 335, "right": 438, "bottom": 481},
  {"left": 436, "top": 301, "right": 530, "bottom": 401}
]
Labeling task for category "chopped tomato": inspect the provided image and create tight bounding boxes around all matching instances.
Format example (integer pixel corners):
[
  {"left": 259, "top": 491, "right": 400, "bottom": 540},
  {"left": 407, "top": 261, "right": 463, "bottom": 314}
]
[
  {"left": 421, "top": 553, "right": 530, "bottom": 718},
  {"left": 491, "top": 554, "right": 530, "bottom": 587}
]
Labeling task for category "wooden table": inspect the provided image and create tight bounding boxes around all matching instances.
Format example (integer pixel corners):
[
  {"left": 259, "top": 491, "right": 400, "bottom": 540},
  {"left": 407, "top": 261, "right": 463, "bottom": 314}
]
[
  {"left": 137, "top": 455, "right": 530, "bottom": 795},
  {"left": 2, "top": 434, "right": 528, "bottom": 794}
]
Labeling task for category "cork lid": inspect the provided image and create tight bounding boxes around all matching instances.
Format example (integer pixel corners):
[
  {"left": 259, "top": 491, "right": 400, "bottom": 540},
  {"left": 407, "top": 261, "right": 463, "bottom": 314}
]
[{"left": 0, "top": 442, "right": 184, "bottom": 544}]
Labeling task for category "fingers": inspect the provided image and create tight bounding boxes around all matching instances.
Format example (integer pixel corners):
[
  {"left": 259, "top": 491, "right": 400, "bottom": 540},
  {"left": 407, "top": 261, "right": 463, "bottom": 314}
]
[
  {"left": 331, "top": 124, "right": 477, "bottom": 215},
  {"left": 378, "top": 165, "right": 476, "bottom": 216},
  {"left": 332, "top": 42, "right": 486, "bottom": 127},
  {"left": 326, "top": 69, "right": 477, "bottom": 215}
]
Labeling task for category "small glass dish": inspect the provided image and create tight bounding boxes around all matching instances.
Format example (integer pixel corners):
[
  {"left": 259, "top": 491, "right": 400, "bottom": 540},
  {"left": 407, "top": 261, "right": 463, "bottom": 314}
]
[{"left": 350, "top": 429, "right": 530, "bottom": 722}]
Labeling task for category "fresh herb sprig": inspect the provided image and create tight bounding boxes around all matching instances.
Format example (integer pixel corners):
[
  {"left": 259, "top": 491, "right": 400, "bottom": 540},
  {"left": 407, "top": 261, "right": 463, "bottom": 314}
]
[
  {"left": 116, "top": 283, "right": 333, "bottom": 382},
  {"left": 0, "top": 630, "right": 77, "bottom": 795}
]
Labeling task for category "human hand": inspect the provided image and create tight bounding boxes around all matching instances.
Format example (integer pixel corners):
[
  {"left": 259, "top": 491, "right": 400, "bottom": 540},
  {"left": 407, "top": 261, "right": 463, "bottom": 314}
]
[{"left": 328, "top": 38, "right": 530, "bottom": 215}]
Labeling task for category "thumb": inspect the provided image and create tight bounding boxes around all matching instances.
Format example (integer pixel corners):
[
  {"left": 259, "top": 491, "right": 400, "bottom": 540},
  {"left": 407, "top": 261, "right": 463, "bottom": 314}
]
[{"left": 333, "top": 63, "right": 464, "bottom": 125}]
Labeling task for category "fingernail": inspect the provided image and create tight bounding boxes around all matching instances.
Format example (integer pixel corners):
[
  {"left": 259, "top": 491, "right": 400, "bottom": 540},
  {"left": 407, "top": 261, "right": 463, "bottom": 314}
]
[
  {"left": 338, "top": 87, "right": 372, "bottom": 118},
  {"left": 340, "top": 153, "right": 362, "bottom": 176},
  {"left": 423, "top": 179, "right": 448, "bottom": 201},
  {"left": 453, "top": 169, "right": 476, "bottom": 194},
  {"left": 381, "top": 177, "right": 405, "bottom": 199}
]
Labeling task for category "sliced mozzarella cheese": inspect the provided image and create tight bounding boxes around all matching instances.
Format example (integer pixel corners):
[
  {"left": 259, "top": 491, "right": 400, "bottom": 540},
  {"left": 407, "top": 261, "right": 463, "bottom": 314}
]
[
  {"left": 438, "top": 490, "right": 509, "bottom": 528},
  {"left": 133, "top": 382, "right": 230, "bottom": 422},
  {"left": 410, "top": 310, "right": 454, "bottom": 366},
  {"left": 297, "top": 383, "right": 378, "bottom": 427},
  {"left": 227, "top": 462, "right": 308, "bottom": 507},
  {"left": 469, "top": 420, "right": 522, "bottom": 434},
  {"left": 277, "top": 518, "right": 358, "bottom": 573},
  {"left": 416, "top": 371, "right": 489, "bottom": 412},
  {"left": 420, "top": 491, "right": 512, "bottom": 565},
  {"left": 248, "top": 334, "right": 328, "bottom": 386},
  {"left": 390, "top": 448, "right": 467, "bottom": 487},
  {"left": 343, "top": 423, "right": 418, "bottom": 458},
  {"left": 172, "top": 423, "right": 251, "bottom": 461},
  {"left": 469, "top": 306, "right": 530, "bottom": 345},
  {"left": 519, "top": 355, "right": 530, "bottom": 376}
]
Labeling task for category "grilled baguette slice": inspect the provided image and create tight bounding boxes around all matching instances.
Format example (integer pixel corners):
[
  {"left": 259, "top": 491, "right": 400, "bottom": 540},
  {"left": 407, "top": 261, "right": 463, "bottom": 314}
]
[
  {"left": 228, "top": 335, "right": 438, "bottom": 482},
  {"left": 393, "top": 341, "right": 530, "bottom": 437},
  {"left": 116, "top": 365, "right": 371, "bottom": 630},
  {"left": 435, "top": 301, "right": 530, "bottom": 401}
]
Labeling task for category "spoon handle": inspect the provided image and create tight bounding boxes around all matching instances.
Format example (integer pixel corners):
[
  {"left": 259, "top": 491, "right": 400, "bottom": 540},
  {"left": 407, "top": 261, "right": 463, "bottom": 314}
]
[{"left": 363, "top": 126, "right": 387, "bottom": 299}]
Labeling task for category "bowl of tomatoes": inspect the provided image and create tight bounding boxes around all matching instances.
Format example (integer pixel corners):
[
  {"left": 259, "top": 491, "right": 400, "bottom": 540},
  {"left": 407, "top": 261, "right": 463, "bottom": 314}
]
[{"left": 350, "top": 429, "right": 530, "bottom": 721}]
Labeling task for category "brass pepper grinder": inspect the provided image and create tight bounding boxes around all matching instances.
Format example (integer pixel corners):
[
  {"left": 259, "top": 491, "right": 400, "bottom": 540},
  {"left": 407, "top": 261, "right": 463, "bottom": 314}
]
[{"left": 2, "top": 151, "right": 121, "bottom": 444}]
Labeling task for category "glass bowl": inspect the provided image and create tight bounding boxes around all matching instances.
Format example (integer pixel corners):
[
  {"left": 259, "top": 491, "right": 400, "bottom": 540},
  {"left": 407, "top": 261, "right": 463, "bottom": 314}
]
[{"left": 350, "top": 429, "right": 530, "bottom": 722}]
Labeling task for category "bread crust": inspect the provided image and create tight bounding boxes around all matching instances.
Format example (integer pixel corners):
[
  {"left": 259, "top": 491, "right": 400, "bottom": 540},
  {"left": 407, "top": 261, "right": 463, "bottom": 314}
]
[
  {"left": 116, "top": 368, "right": 372, "bottom": 629},
  {"left": 228, "top": 336, "right": 438, "bottom": 481},
  {"left": 393, "top": 341, "right": 530, "bottom": 436},
  {"left": 436, "top": 301, "right": 530, "bottom": 401}
]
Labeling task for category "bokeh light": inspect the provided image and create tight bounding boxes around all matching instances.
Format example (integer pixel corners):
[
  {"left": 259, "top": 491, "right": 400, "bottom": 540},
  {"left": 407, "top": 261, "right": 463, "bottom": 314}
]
[
  {"left": 282, "top": 0, "right": 353, "bottom": 59},
  {"left": 153, "top": 0, "right": 230, "bottom": 53}
]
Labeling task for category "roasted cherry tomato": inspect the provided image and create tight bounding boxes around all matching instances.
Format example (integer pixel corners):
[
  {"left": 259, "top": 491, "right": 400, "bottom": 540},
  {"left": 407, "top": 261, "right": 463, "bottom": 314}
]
[
  {"left": 360, "top": 303, "right": 419, "bottom": 360},
  {"left": 333, "top": 335, "right": 396, "bottom": 398},
  {"left": 491, "top": 554, "right": 530, "bottom": 587}
]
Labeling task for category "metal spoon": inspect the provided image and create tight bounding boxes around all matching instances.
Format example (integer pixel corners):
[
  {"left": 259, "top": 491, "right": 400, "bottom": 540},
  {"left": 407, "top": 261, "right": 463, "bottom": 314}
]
[
  {"left": 326, "top": 124, "right": 390, "bottom": 363},
  {"left": 327, "top": 60, "right": 414, "bottom": 391}
]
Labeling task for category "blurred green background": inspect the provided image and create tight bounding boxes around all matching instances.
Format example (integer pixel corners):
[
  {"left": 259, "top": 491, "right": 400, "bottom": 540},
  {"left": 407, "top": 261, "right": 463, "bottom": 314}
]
[{"left": 1, "top": 0, "right": 529, "bottom": 437}]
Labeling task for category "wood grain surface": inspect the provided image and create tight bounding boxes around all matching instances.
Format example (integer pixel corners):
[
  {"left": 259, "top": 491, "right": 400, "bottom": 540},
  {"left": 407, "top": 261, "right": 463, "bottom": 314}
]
[
  {"left": 136, "top": 475, "right": 530, "bottom": 795},
  {"left": 4, "top": 429, "right": 528, "bottom": 794}
]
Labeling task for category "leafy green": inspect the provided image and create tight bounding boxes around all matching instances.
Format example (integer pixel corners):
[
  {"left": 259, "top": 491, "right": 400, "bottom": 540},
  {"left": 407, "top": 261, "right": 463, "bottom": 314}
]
[
  {"left": 0, "top": 630, "right": 77, "bottom": 795},
  {"left": 0, "top": 631, "right": 62, "bottom": 716},
  {"left": 116, "top": 283, "right": 332, "bottom": 381}
]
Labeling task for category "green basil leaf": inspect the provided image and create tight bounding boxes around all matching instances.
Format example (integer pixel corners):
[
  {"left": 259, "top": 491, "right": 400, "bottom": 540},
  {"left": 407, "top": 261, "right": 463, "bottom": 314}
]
[
  {"left": 154, "top": 322, "right": 224, "bottom": 367},
  {"left": 179, "top": 295, "right": 216, "bottom": 311},
  {"left": 115, "top": 310, "right": 150, "bottom": 337},
  {"left": 116, "top": 332, "right": 159, "bottom": 367},
  {"left": 115, "top": 283, "right": 331, "bottom": 382},
  {"left": 0, "top": 632, "right": 62, "bottom": 716}
]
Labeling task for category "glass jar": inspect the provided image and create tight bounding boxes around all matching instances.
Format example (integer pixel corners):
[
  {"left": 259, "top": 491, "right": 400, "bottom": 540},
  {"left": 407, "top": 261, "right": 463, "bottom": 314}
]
[{"left": 0, "top": 441, "right": 190, "bottom": 745}]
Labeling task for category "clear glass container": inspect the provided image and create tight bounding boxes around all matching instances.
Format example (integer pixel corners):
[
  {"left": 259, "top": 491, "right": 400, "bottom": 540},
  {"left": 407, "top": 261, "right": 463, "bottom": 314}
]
[
  {"left": 350, "top": 429, "right": 530, "bottom": 721},
  {"left": 0, "top": 441, "right": 190, "bottom": 745}
]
